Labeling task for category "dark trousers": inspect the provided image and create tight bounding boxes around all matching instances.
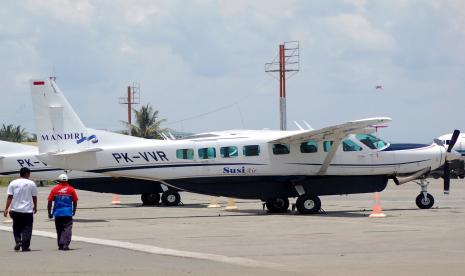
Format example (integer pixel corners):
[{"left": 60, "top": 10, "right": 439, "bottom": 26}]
[
  {"left": 9, "top": 211, "right": 33, "bottom": 249},
  {"left": 54, "top": 216, "right": 73, "bottom": 248}
]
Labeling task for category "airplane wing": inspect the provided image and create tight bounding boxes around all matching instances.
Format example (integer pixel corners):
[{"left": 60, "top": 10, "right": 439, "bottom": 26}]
[
  {"left": 268, "top": 117, "right": 391, "bottom": 175},
  {"left": 268, "top": 117, "right": 391, "bottom": 144}
]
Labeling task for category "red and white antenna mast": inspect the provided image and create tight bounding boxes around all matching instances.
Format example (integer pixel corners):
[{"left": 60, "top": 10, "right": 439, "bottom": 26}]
[
  {"left": 265, "top": 41, "right": 300, "bottom": 130},
  {"left": 119, "top": 82, "right": 140, "bottom": 135}
]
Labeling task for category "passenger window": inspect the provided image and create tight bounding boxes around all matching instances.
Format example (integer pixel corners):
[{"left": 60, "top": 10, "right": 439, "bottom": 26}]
[
  {"left": 176, "top": 149, "right": 194, "bottom": 160},
  {"left": 323, "top": 141, "right": 334, "bottom": 152},
  {"left": 198, "top": 147, "right": 216, "bottom": 159},
  {"left": 243, "top": 145, "right": 260, "bottom": 156},
  {"left": 342, "top": 139, "right": 362, "bottom": 152},
  {"left": 300, "top": 140, "right": 318, "bottom": 153},
  {"left": 220, "top": 146, "right": 238, "bottom": 158},
  {"left": 273, "top": 144, "right": 290, "bottom": 155}
]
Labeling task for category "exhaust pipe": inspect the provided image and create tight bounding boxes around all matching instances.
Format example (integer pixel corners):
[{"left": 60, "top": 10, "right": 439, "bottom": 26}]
[{"left": 393, "top": 167, "right": 431, "bottom": 185}]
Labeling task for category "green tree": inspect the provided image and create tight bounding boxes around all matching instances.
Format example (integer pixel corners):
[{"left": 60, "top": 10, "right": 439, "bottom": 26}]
[
  {"left": 123, "top": 104, "right": 167, "bottom": 139},
  {"left": 0, "top": 124, "right": 29, "bottom": 142}
]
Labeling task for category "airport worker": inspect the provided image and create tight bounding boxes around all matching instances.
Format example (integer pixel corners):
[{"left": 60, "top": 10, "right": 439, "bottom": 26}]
[
  {"left": 47, "top": 174, "right": 78, "bottom": 250},
  {"left": 3, "top": 167, "right": 38, "bottom": 252}
]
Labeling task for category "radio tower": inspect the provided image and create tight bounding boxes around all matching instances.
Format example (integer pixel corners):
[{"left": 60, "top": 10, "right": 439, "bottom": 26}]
[
  {"left": 265, "top": 41, "right": 300, "bottom": 130},
  {"left": 119, "top": 82, "right": 140, "bottom": 135}
]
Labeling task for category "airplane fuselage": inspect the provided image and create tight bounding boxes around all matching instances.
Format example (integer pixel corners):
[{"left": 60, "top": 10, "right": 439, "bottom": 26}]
[{"left": 38, "top": 130, "right": 445, "bottom": 200}]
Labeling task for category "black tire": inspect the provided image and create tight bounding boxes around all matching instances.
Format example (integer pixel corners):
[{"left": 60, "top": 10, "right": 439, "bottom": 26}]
[
  {"left": 459, "top": 175, "right": 465, "bottom": 179},
  {"left": 431, "top": 173, "right": 441, "bottom": 179},
  {"left": 265, "top": 197, "right": 290, "bottom": 213},
  {"left": 141, "top": 193, "right": 160, "bottom": 205},
  {"left": 296, "top": 194, "right": 321, "bottom": 214},
  {"left": 161, "top": 191, "right": 181, "bottom": 206},
  {"left": 415, "top": 193, "right": 434, "bottom": 209}
]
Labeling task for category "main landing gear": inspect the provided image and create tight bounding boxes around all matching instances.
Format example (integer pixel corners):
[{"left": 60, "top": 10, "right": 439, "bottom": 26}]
[
  {"left": 414, "top": 178, "right": 434, "bottom": 209},
  {"left": 265, "top": 197, "right": 290, "bottom": 213},
  {"left": 295, "top": 194, "right": 321, "bottom": 214},
  {"left": 141, "top": 191, "right": 181, "bottom": 206},
  {"left": 264, "top": 194, "right": 321, "bottom": 214}
]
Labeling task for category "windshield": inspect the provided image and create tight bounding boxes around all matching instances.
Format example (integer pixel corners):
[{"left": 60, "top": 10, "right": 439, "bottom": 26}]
[{"left": 355, "top": 134, "right": 388, "bottom": 150}]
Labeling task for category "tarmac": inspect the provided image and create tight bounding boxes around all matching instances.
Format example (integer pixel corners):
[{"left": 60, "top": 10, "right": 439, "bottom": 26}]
[{"left": 1, "top": 178, "right": 465, "bottom": 275}]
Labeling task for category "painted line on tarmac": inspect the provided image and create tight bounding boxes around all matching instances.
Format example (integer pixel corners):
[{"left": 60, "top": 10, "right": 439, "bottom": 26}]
[{"left": 0, "top": 225, "right": 281, "bottom": 270}]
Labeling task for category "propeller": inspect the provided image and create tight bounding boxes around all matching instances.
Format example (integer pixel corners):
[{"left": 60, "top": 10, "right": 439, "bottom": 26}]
[{"left": 444, "top": 129, "right": 460, "bottom": 194}]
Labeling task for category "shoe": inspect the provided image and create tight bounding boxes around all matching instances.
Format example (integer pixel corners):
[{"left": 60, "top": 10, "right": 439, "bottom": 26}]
[
  {"left": 58, "top": 246, "right": 64, "bottom": 250},
  {"left": 14, "top": 243, "right": 21, "bottom": 251},
  {"left": 21, "top": 248, "right": 31, "bottom": 252},
  {"left": 63, "top": 246, "right": 70, "bottom": 251}
]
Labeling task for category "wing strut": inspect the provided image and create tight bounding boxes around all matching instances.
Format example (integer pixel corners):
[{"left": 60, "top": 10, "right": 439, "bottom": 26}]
[{"left": 318, "top": 135, "right": 344, "bottom": 175}]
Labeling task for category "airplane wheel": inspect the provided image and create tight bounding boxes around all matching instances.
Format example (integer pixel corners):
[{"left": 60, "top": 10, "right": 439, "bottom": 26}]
[
  {"left": 415, "top": 193, "right": 434, "bottom": 209},
  {"left": 265, "top": 197, "right": 289, "bottom": 213},
  {"left": 296, "top": 194, "right": 321, "bottom": 214},
  {"left": 161, "top": 191, "right": 181, "bottom": 206},
  {"left": 141, "top": 193, "right": 160, "bottom": 205}
]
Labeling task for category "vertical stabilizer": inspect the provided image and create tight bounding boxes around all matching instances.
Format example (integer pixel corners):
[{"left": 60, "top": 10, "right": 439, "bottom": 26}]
[{"left": 30, "top": 79, "right": 91, "bottom": 154}]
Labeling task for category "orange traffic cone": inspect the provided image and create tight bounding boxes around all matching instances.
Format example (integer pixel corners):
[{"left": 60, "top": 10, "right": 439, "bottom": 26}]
[
  {"left": 111, "top": 194, "right": 121, "bottom": 205},
  {"left": 207, "top": 198, "right": 221, "bottom": 208},
  {"left": 369, "top": 192, "right": 386, "bottom": 218},
  {"left": 224, "top": 198, "right": 238, "bottom": 211}
]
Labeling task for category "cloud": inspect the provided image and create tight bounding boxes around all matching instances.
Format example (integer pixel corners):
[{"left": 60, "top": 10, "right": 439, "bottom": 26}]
[
  {"left": 323, "top": 14, "right": 395, "bottom": 52},
  {"left": 22, "top": 0, "right": 95, "bottom": 26},
  {"left": 1, "top": 1, "right": 465, "bottom": 142}
]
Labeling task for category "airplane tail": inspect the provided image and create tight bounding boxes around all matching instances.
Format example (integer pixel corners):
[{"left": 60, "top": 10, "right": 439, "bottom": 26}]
[
  {"left": 30, "top": 79, "right": 142, "bottom": 155},
  {"left": 31, "top": 79, "right": 91, "bottom": 154}
]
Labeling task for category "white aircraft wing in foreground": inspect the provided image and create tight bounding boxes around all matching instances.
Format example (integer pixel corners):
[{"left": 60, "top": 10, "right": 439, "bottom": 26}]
[{"left": 0, "top": 140, "right": 181, "bottom": 206}]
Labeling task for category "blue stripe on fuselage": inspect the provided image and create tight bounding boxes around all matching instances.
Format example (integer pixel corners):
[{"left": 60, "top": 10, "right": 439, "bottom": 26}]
[{"left": 382, "top": 143, "right": 430, "bottom": 151}]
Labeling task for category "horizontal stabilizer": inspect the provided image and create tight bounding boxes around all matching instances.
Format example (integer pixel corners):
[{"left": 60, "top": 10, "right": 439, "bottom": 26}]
[{"left": 51, "top": 147, "right": 103, "bottom": 156}]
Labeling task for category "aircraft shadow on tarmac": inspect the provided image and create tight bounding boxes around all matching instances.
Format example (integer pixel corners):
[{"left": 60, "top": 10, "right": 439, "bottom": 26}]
[{"left": 74, "top": 204, "right": 456, "bottom": 221}]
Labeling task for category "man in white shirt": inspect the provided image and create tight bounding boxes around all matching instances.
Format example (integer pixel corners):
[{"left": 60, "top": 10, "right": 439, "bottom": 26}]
[{"left": 3, "top": 168, "right": 38, "bottom": 252}]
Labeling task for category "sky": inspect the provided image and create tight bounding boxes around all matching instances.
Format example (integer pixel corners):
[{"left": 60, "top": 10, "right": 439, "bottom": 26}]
[{"left": 1, "top": 0, "right": 464, "bottom": 143}]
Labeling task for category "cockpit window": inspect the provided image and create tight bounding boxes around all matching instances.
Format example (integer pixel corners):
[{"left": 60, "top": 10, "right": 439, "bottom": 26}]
[
  {"left": 355, "top": 134, "right": 388, "bottom": 149},
  {"left": 342, "top": 139, "right": 362, "bottom": 151}
]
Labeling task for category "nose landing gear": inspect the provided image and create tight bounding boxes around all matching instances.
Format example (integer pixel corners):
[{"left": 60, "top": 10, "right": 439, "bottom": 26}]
[{"left": 414, "top": 178, "right": 434, "bottom": 209}]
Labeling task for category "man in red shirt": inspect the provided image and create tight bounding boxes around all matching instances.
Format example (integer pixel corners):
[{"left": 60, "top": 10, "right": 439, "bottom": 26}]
[{"left": 47, "top": 174, "right": 78, "bottom": 250}]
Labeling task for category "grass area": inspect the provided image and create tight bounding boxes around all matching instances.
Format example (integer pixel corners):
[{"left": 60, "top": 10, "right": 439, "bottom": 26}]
[
  {"left": 0, "top": 177, "right": 55, "bottom": 187},
  {"left": 0, "top": 177, "right": 12, "bottom": 187}
]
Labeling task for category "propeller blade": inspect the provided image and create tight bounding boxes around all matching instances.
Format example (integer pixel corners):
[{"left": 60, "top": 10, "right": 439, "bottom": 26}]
[
  {"left": 447, "top": 130, "right": 460, "bottom": 152},
  {"left": 444, "top": 161, "right": 450, "bottom": 194}
]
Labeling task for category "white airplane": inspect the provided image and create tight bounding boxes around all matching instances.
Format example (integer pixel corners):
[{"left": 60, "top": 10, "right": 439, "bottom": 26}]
[
  {"left": 428, "top": 133, "right": 465, "bottom": 179},
  {"left": 29, "top": 79, "right": 460, "bottom": 214},
  {"left": 0, "top": 140, "right": 182, "bottom": 206},
  {"left": 437, "top": 133, "right": 465, "bottom": 158}
]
